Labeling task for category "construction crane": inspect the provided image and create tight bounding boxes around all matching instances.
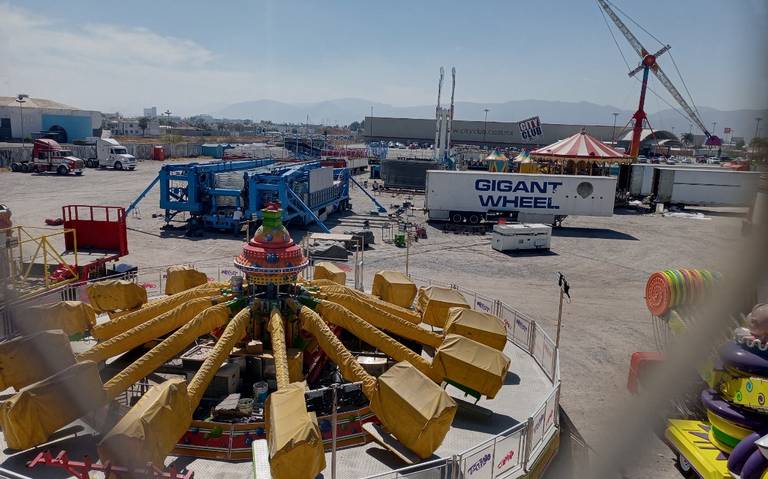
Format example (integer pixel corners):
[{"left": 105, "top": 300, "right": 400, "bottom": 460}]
[{"left": 597, "top": 0, "right": 721, "bottom": 157}]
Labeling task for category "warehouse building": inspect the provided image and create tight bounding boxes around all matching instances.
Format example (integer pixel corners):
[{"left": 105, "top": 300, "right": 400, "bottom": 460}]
[
  {"left": 0, "top": 96, "right": 102, "bottom": 142},
  {"left": 363, "top": 116, "right": 630, "bottom": 148}
]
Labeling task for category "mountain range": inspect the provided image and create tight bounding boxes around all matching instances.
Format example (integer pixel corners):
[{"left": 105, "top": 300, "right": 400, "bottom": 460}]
[{"left": 215, "top": 98, "right": 767, "bottom": 141}]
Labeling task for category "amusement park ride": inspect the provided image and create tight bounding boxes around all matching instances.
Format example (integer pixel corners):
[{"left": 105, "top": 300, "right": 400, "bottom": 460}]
[
  {"left": 596, "top": 0, "right": 721, "bottom": 157},
  {"left": 1, "top": 203, "right": 513, "bottom": 479}
]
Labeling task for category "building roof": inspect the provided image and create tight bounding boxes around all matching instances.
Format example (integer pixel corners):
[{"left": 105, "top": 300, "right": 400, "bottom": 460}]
[
  {"left": 0, "top": 96, "right": 77, "bottom": 110},
  {"left": 531, "top": 129, "right": 631, "bottom": 163},
  {"left": 619, "top": 128, "right": 678, "bottom": 143}
]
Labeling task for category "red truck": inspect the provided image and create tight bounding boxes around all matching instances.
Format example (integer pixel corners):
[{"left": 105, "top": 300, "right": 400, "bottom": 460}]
[{"left": 11, "top": 139, "right": 85, "bottom": 175}]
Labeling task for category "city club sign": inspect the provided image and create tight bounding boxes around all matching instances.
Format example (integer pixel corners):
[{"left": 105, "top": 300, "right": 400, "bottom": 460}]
[{"left": 519, "top": 116, "right": 543, "bottom": 140}]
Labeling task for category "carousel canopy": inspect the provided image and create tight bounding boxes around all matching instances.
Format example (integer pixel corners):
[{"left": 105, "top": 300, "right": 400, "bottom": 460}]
[{"left": 531, "top": 129, "right": 631, "bottom": 163}]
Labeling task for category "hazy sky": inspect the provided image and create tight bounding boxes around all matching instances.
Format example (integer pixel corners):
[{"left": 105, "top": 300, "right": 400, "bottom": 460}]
[{"left": 1, "top": 0, "right": 766, "bottom": 116}]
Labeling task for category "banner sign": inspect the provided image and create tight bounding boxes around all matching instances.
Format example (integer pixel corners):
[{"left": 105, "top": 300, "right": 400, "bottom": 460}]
[{"left": 519, "top": 116, "right": 543, "bottom": 140}]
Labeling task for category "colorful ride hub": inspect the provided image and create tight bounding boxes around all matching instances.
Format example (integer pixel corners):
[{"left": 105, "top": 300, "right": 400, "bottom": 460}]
[{"left": 233, "top": 204, "right": 309, "bottom": 286}]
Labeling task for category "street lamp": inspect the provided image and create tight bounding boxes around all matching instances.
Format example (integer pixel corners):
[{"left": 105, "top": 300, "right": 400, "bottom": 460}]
[
  {"left": 611, "top": 112, "right": 619, "bottom": 144},
  {"left": 712, "top": 121, "right": 717, "bottom": 135},
  {"left": 756, "top": 117, "right": 763, "bottom": 139},
  {"left": 483, "top": 108, "right": 490, "bottom": 145},
  {"left": 15, "top": 94, "right": 29, "bottom": 145},
  {"left": 370, "top": 106, "right": 374, "bottom": 140}
]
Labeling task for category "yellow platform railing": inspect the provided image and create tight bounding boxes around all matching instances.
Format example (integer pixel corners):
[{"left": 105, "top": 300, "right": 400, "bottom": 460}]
[{"left": 0, "top": 225, "right": 79, "bottom": 298}]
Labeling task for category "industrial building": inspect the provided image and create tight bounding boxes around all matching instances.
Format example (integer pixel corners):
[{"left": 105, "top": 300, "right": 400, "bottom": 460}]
[
  {"left": 364, "top": 116, "right": 681, "bottom": 155},
  {"left": 364, "top": 116, "right": 634, "bottom": 148},
  {"left": 0, "top": 96, "right": 102, "bottom": 142}
]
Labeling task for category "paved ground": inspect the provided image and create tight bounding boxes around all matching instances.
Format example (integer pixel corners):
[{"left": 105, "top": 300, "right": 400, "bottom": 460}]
[{"left": 0, "top": 159, "right": 747, "bottom": 478}]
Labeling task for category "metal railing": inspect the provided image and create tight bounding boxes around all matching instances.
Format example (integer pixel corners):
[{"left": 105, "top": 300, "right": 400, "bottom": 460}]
[{"left": 353, "top": 275, "right": 561, "bottom": 479}]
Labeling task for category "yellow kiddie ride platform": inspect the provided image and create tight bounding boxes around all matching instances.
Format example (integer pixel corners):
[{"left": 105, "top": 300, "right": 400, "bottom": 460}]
[{"left": 665, "top": 419, "right": 730, "bottom": 479}]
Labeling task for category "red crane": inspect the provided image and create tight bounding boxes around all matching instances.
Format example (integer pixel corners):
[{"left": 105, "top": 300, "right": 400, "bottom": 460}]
[{"left": 597, "top": 0, "right": 721, "bottom": 158}]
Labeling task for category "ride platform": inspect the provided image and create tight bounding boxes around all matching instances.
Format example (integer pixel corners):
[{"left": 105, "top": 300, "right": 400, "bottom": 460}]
[{"left": 665, "top": 419, "right": 730, "bottom": 479}]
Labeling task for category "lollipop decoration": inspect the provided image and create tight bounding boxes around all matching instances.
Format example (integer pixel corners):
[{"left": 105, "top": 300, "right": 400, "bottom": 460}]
[{"left": 645, "top": 268, "right": 721, "bottom": 317}]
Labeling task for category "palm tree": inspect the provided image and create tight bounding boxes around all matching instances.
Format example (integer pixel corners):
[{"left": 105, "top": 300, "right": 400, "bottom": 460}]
[
  {"left": 681, "top": 132, "right": 694, "bottom": 146},
  {"left": 138, "top": 117, "right": 149, "bottom": 137}
]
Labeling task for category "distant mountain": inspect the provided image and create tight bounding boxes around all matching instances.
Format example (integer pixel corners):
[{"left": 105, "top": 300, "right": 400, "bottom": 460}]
[{"left": 214, "top": 99, "right": 767, "bottom": 141}]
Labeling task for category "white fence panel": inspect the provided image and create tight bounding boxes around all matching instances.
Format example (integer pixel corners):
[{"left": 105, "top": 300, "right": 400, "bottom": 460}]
[
  {"left": 500, "top": 304, "right": 531, "bottom": 352},
  {"left": 528, "top": 403, "right": 547, "bottom": 457},
  {"left": 473, "top": 294, "right": 495, "bottom": 316},
  {"left": 462, "top": 442, "right": 495, "bottom": 479},
  {"left": 543, "top": 385, "right": 559, "bottom": 435},
  {"left": 492, "top": 428, "right": 524, "bottom": 478}
]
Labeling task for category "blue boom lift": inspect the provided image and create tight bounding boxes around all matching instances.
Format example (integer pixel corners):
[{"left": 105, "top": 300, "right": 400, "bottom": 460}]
[{"left": 127, "top": 159, "right": 359, "bottom": 234}]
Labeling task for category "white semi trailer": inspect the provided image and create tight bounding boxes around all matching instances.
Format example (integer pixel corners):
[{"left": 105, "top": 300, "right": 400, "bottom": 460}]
[
  {"left": 652, "top": 168, "right": 760, "bottom": 207},
  {"left": 424, "top": 170, "right": 617, "bottom": 225}
]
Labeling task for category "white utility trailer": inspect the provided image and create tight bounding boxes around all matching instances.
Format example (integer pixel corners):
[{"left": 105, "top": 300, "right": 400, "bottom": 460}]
[{"left": 491, "top": 223, "right": 552, "bottom": 252}]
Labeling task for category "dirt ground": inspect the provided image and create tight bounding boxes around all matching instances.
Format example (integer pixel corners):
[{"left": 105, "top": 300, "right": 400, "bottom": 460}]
[{"left": 0, "top": 159, "right": 747, "bottom": 478}]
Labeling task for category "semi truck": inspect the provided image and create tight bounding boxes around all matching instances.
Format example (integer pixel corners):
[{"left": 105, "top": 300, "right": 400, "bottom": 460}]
[
  {"left": 424, "top": 170, "right": 617, "bottom": 225},
  {"left": 95, "top": 138, "right": 136, "bottom": 170},
  {"left": 10, "top": 139, "right": 84, "bottom": 175}
]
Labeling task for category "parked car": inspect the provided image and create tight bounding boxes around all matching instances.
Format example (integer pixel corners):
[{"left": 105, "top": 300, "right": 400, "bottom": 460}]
[{"left": 637, "top": 155, "right": 648, "bottom": 163}]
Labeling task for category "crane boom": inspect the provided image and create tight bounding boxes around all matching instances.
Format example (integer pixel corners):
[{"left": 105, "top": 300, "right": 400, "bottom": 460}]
[
  {"left": 650, "top": 65, "right": 711, "bottom": 136},
  {"left": 596, "top": 0, "right": 647, "bottom": 57},
  {"left": 597, "top": 0, "right": 716, "bottom": 144}
]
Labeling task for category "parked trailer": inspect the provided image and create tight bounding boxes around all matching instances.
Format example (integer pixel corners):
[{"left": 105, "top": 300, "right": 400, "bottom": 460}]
[
  {"left": 144, "top": 159, "right": 351, "bottom": 234},
  {"left": 425, "top": 170, "right": 617, "bottom": 225},
  {"left": 652, "top": 168, "right": 760, "bottom": 207},
  {"left": 630, "top": 164, "right": 730, "bottom": 197},
  {"left": 320, "top": 156, "right": 368, "bottom": 174}
]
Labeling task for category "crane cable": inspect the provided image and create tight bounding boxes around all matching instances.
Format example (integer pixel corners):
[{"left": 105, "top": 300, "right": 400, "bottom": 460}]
[
  {"left": 604, "top": 0, "right": 666, "bottom": 48},
  {"left": 596, "top": 0, "right": 632, "bottom": 72},
  {"left": 668, "top": 51, "right": 703, "bottom": 119},
  {"left": 596, "top": 0, "right": 695, "bottom": 128},
  {"left": 606, "top": 0, "right": 704, "bottom": 129}
]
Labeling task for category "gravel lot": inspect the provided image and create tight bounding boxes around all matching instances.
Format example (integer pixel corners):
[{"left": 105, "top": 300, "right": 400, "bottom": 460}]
[{"left": 0, "top": 159, "right": 746, "bottom": 478}]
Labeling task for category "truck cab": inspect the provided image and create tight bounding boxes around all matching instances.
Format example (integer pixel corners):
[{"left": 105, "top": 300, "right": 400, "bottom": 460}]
[
  {"left": 27, "top": 139, "right": 85, "bottom": 175},
  {"left": 97, "top": 138, "right": 136, "bottom": 170}
]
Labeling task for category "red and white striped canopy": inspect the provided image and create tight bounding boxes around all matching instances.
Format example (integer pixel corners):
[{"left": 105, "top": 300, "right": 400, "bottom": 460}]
[{"left": 531, "top": 130, "right": 631, "bottom": 163}]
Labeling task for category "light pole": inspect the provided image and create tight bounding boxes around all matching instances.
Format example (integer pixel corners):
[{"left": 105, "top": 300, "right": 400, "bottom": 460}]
[
  {"left": 611, "top": 112, "right": 619, "bottom": 144},
  {"left": 15, "top": 94, "right": 29, "bottom": 145},
  {"left": 756, "top": 117, "right": 763, "bottom": 139},
  {"left": 370, "top": 106, "right": 374, "bottom": 140},
  {"left": 483, "top": 108, "right": 490, "bottom": 145},
  {"left": 712, "top": 121, "right": 717, "bottom": 135}
]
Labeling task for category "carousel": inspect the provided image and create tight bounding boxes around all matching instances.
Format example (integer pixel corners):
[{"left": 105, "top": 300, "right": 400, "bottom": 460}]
[{"left": 530, "top": 129, "right": 632, "bottom": 175}]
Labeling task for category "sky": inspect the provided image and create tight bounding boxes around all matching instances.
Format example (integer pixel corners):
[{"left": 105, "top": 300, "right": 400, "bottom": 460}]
[{"left": 0, "top": 0, "right": 766, "bottom": 116}]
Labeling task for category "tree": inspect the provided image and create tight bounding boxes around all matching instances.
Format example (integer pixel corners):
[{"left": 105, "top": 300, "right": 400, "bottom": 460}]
[
  {"left": 681, "top": 132, "right": 694, "bottom": 146},
  {"left": 138, "top": 117, "right": 149, "bottom": 137},
  {"left": 349, "top": 121, "right": 361, "bottom": 131},
  {"left": 750, "top": 137, "right": 768, "bottom": 165}
]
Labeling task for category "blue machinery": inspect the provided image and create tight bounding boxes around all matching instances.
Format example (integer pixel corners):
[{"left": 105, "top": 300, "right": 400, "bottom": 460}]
[{"left": 127, "top": 159, "right": 381, "bottom": 234}]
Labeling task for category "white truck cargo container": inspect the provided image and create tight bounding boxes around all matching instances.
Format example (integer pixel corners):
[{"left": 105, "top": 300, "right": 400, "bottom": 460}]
[
  {"left": 653, "top": 168, "right": 760, "bottom": 207},
  {"left": 630, "top": 164, "right": 729, "bottom": 197},
  {"left": 424, "top": 170, "right": 617, "bottom": 224},
  {"left": 491, "top": 223, "right": 552, "bottom": 252},
  {"left": 97, "top": 138, "right": 136, "bottom": 170}
]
